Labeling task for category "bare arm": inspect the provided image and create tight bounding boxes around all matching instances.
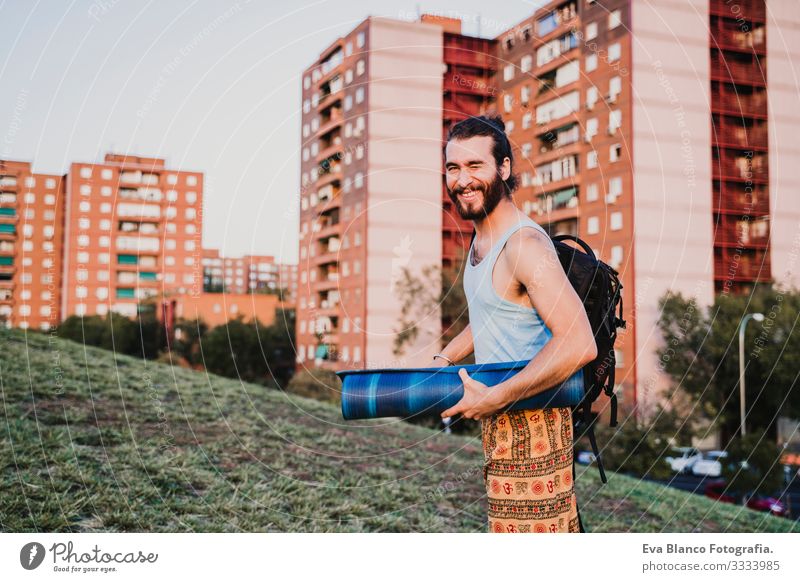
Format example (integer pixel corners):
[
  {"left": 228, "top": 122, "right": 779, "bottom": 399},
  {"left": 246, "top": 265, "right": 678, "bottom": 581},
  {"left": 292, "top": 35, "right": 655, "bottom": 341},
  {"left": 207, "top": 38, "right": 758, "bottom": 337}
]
[
  {"left": 442, "top": 228, "right": 596, "bottom": 419},
  {"left": 432, "top": 323, "right": 474, "bottom": 366},
  {"left": 489, "top": 228, "right": 596, "bottom": 407}
]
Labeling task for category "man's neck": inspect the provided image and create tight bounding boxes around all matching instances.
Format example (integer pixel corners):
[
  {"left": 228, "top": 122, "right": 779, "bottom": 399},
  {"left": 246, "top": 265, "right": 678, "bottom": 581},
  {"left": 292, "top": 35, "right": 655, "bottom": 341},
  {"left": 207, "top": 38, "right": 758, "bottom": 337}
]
[{"left": 472, "top": 198, "right": 525, "bottom": 245}]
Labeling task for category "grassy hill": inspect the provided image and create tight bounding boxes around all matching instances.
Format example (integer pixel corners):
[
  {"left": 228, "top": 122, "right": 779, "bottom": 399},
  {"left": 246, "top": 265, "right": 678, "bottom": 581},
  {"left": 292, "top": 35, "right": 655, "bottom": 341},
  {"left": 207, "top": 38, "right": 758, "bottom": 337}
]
[{"left": 1, "top": 328, "right": 796, "bottom": 533}]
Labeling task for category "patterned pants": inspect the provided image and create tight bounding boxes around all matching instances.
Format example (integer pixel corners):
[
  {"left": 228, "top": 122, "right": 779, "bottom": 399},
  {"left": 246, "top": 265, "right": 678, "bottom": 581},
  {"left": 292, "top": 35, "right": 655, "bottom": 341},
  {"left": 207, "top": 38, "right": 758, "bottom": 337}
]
[{"left": 481, "top": 407, "right": 581, "bottom": 533}]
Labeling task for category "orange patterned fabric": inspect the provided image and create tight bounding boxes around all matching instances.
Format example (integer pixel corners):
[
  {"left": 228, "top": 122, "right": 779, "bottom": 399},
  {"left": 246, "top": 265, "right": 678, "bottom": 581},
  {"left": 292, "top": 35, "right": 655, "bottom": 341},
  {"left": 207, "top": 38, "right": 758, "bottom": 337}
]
[{"left": 481, "top": 406, "right": 581, "bottom": 533}]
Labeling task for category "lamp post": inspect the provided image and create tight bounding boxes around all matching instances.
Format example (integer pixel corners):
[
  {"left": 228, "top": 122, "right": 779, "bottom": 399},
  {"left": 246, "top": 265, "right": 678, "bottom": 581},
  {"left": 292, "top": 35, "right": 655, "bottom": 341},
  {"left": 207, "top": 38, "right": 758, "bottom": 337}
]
[{"left": 738, "top": 312, "right": 765, "bottom": 437}]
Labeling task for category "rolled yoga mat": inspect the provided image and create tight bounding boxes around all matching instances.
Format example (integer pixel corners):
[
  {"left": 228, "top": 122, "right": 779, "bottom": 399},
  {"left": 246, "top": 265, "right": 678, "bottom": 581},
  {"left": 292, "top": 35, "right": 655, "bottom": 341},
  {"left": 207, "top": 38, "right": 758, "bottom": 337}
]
[{"left": 336, "top": 360, "right": 584, "bottom": 420}]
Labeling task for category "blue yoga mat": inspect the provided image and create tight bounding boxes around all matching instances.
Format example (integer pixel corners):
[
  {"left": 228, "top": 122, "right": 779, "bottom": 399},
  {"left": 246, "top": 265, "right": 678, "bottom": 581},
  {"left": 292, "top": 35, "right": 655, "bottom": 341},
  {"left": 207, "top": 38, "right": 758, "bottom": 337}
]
[{"left": 336, "top": 360, "right": 584, "bottom": 420}]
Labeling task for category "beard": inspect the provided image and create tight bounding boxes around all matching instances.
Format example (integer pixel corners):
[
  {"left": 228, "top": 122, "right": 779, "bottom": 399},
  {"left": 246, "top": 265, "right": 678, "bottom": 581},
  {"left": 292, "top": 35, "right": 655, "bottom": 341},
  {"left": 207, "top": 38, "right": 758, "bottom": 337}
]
[{"left": 447, "top": 173, "right": 509, "bottom": 221}]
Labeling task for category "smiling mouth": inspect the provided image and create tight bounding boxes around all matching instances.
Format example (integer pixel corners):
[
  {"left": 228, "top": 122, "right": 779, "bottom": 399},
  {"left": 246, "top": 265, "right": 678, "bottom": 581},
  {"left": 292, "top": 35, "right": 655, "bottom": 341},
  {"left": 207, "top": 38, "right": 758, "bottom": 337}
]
[{"left": 459, "top": 189, "right": 480, "bottom": 202}]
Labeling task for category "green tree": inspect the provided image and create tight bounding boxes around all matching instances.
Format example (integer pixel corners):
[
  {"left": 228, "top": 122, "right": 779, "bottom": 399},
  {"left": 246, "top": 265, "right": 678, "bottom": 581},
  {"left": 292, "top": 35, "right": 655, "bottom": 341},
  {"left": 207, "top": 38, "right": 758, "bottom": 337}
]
[
  {"left": 657, "top": 284, "right": 800, "bottom": 444},
  {"left": 393, "top": 248, "right": 472, "bottom": 363},
  {"left": 173, "top": 318, "right": 209, "bottom": 367},
  {"left": 722, "top": 433, "right": 785, "bottom": 501},
  {"left": 202, "top": 312, "right": 295, "bottom": 388}
]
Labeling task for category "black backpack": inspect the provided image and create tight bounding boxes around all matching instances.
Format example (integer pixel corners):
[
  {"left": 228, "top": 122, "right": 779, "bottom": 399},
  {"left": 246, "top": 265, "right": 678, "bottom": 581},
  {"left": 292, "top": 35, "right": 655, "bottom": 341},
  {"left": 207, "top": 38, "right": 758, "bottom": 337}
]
[{"left": 470, "top": 230, "right": 626, "bottom": 484}]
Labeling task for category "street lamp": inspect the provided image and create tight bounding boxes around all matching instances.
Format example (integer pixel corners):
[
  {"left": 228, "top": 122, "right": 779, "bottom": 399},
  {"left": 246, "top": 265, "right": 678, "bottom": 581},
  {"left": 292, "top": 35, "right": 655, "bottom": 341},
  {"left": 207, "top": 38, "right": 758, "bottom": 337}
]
[{"left": 738, "top": 312, "right": 765, "bottom": 437}]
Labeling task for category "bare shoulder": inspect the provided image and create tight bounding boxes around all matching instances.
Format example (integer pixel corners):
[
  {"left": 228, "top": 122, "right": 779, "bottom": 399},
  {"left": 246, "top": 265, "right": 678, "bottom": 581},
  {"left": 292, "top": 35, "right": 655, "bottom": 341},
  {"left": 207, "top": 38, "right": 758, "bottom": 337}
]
[
  {"left": 504, "top": 226, "right": 556, "bottom": 261},
  {"left": 502, "top": 226, "right": 560, "bottom": 286}
]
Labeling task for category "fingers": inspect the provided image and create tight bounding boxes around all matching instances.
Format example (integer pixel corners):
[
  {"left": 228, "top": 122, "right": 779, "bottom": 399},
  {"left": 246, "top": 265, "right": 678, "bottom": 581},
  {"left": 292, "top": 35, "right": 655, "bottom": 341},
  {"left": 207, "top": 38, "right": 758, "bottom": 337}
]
[{"left": 458, "top": 368, "right": 469, "bottom": 382}]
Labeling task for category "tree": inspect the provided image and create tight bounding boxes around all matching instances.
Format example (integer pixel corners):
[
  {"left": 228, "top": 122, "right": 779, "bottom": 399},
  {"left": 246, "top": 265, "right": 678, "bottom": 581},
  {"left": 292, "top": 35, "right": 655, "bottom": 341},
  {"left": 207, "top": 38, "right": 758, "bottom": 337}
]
[
  {"left": 657, "top": 284, "right": 800, "bottom": 444},
  {"left": 722, "top": 434, "right": 785, "bottom": 501},
  {"left": 173, "top": 318, "right": 209, "bottom": 367},
  {"left": 202, "top": 312, "right": 296, "bottom": 388},
  {"left": 393, "top": 247, "right": 472, "bottom": 363}
]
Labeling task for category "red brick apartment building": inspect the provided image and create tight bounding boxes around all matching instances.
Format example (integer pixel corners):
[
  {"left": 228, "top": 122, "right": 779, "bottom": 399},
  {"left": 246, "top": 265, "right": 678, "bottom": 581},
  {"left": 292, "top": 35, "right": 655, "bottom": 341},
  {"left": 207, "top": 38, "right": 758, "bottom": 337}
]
[
  {"left": 61, "top": 154, "right": 204, "bottom": 320},
  {"left": 0, "top": 160, "right": 65, "bottom": 330},
  {"left": 296, "top": 2, "right": 800, "bottom": 420},
  {"left": 296, "top": 14, "right": 496, "bottom": 370},
  {"left": 202, "top": 248, "right": 298, "bottom": 299}
]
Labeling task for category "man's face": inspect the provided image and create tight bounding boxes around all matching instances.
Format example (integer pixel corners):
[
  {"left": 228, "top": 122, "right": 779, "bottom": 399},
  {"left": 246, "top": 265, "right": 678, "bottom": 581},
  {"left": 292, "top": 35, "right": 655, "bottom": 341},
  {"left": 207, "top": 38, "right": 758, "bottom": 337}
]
[{"left": 444, "top": 135, "right": 509, "bottom": 221}]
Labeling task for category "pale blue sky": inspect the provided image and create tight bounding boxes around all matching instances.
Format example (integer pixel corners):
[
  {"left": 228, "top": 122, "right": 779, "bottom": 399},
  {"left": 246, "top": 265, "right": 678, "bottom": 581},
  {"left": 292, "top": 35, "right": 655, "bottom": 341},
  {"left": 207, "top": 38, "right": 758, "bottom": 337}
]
[{"left": 0, "top": 0, "right": 543, "bottom": 262}]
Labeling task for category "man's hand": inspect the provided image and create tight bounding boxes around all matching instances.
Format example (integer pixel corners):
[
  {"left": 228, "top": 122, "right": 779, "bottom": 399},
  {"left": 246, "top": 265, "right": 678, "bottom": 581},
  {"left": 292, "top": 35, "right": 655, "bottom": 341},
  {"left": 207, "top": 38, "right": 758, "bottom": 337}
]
[{"left": 441, "top": 368, "right": 503, "bottom": 421}]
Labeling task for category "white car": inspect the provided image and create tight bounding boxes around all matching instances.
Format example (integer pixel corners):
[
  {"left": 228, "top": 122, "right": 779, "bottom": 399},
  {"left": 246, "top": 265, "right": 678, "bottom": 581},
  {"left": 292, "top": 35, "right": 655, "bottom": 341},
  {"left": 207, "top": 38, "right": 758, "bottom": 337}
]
[
  {"left": 665, "top": 447, "right": 703, "bottom": 474},
  {"left": 692, "top": 451, "right": 728, "bottom": 477}
]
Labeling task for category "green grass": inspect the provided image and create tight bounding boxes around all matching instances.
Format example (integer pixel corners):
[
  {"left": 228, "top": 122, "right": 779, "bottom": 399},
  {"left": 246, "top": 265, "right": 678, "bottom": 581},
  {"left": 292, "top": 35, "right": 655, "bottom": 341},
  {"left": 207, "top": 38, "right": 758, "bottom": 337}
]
[{"left": 1, "top": 328, "right": 797, "bottom": 532}]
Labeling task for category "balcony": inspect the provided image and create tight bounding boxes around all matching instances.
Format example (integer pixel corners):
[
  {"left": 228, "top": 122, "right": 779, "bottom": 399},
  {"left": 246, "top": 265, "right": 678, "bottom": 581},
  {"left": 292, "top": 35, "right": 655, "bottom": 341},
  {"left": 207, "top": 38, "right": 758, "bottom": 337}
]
[
  {"left": 711, "top": 116, "right": 768, "bottom": 149},
  {"left": 713, "top": 257, "right": 771, "bottom": 281},
  {"left": 711, "top": 21, "right": 765, "bottom": 54},
  {"left": 709, "top": 0, "right": 766, "bottom": 22},
  {"left": 710, "top": 55, "right": 765, "bottom": 86},
  {"left": 316, "top": 109, "right": 344, "bottom": 138},
  {"left": 314, "top": 166, "right": 342, "bottom": 189},
  {"left": 714, "top": 220, "right": 770, "bottom": 248},
  {"left": 443, "top": 73, "right": 494, "bottom": 97},
  {"left": 315, "top": 141, "right": 344, "bottom": 164},
  {"left": 0, "top": 176, "right": 18, "bottom": 189},
  {"left": 713, "top": 183, "right": 770, "bottom": 215},
  {"left": 535, "top": 2, "right": 578, "bottom": 41},
  {"left": 712, "top": 86, "right": 767, "bottom": 117},
  {"left": 443, "top": 44, "right": 496, "bottom": 71},
  {"left": 711, "top": 152, "right": 768, "bottom": 182}
]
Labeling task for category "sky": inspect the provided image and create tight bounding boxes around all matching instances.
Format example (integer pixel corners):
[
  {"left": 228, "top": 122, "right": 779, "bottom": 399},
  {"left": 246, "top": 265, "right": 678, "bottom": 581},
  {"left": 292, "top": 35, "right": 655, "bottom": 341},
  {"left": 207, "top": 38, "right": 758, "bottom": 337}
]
[{"left": 0, "top": 0, "right": 545, "bottom": 263}]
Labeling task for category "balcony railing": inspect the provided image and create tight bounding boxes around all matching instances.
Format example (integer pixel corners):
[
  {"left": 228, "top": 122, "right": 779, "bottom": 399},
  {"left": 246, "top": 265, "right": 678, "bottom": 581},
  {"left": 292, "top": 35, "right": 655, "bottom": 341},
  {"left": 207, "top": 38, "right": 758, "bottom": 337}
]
[{"left": 710, "top": 56, "right": 766, "bottom": 86}]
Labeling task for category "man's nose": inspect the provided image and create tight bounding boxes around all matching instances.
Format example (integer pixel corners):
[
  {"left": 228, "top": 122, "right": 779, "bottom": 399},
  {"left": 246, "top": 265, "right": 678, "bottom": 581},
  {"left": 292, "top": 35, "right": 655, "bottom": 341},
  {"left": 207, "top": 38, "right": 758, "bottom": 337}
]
[{"left": 456, "top": 170, "right": 473, "bottom": 188}]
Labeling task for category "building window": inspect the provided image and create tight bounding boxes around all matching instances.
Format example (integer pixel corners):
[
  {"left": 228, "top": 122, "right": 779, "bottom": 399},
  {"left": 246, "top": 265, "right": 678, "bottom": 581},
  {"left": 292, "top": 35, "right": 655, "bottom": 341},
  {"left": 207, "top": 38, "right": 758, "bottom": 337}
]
[
  {"left": 46, "top": 178, "right": 56, "bottom": 189},
  {"left": 587, "top": 150, "right": 598, "bottom": 169},
  {"left": 608, "top": 76, "right": 622, "bottom": 102},
  {"left": 609, "top": 109, "right": 622, "bottom": 132},
  {"left": 356, "top": 59, "right": 365, "bottom": 75},
  {"left": 608, "top": 42, "right": 621, "bottom": 62},
  {"left": 356, "top": 31, "right": 365, "bottom": 48},
  {"left": 186, "top": 191, "right": 197, "bottom": 204},
  {"left": 608, "top": 10, "right": 622, "bottom": 30},
  {"left": 586, "top": 86, "right": 598, "bottom": 109},
  {"left": 585, "top": 54, "right": 598, "bottom": 72},
  {"left": 355, "top": 87, "right": 364, "bottom": 103},
  {"left": 80, "top": 167, "right": 92, "bottom": 179},
  {"left": 503, "top": 64, "right": 515, "bottom": 81},
  {"left": 521, "top": 55, "right": 532, "bottom": 72},
  {"left": 585, "top": 118, "right": 598, "bottom": 141},
  {"left": 503, "top": 93, "right": 513, "bottom": 113},
  {"left": 587, "top": 216, "right": 600, "bottom": 235},
  {"left": 79, "top": 201, "right": 90, "bottom": 212},
  {"left": 101, "top": 168, "right": 112, "bottom": 180},
  {"left": 354, "top": 173, "right": 364, "bottom": 188},
  {"left": 610, "top": 211, "right": 623, "bottom": 231},
  {"left": 167, "top": 174, "right": 178, "bottom": 185},
  {"left": 610, "top": 245, "right": 623, "bottom": 269},
  {"left": 585, "top": 22, "right": 598, "bottom": 40},
  {"left": 609, "top": 176, "right": 623, "bottom": 199},
  {"left": 186, "top": 175, "right": 198, "bottom": 186},
  {"left": 80, "top": 184, "right": 91, "bottom": 195},
  {"left": 610, "top": 143, "right": 622, "bottom": 162},
  {"left": 586, "top": 183, "right": 598, "bottom": 202}
]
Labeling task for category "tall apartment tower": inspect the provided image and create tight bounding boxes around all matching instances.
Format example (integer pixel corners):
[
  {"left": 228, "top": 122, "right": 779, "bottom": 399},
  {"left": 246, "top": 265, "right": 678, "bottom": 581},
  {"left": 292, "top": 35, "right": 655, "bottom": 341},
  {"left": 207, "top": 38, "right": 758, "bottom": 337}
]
[
  {"left": 0, "top": 160, "right": 65, "bottom": 330},
  {"left": 494, "top": 0, "right": 800, "bottom": 418},
  {"left": 61, "top": 154, "right": 203, "bottom": 319},
  {"left": 296, "top": 16, "right": 495, "bottom": 370}
]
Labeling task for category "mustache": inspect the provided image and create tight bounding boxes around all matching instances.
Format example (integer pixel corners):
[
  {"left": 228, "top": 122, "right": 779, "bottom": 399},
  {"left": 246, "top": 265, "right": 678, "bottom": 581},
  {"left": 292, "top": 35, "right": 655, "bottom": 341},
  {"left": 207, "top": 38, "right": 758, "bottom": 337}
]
[{"left": 451, "top": 183, "right": 485, "bottom": 196}]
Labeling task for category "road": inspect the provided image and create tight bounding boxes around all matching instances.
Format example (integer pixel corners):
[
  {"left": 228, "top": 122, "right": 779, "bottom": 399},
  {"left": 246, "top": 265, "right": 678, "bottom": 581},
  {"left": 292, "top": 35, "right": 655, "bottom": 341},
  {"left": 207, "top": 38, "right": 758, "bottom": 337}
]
[{"left": 648, "top": 472, "right": 800, "bottom": 521}]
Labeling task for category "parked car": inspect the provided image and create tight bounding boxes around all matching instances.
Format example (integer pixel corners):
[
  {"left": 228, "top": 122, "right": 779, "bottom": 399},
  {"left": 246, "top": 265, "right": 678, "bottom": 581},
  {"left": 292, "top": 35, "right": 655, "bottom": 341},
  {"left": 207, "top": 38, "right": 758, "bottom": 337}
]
[
  {"left": 665, "top": 447, "right": 702, "bottom": 474},
  {"left": 704, "top": 479, "right": 788, "bottom": 518},
  {"left": 576, "top": 451, "right": 596, "bottom": 465},
  {"left": 692, "top": 450, "right": 728, "bottom": 477}
]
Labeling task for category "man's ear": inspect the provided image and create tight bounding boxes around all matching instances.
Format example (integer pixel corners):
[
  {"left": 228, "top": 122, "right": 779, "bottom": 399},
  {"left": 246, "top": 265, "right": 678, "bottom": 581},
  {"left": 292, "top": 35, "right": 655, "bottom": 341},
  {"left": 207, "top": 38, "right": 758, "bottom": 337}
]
[{"left": 499, "top": 157, "right": 511, "bottom": 181}]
